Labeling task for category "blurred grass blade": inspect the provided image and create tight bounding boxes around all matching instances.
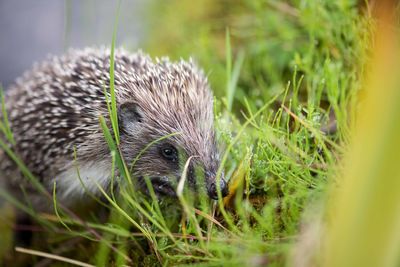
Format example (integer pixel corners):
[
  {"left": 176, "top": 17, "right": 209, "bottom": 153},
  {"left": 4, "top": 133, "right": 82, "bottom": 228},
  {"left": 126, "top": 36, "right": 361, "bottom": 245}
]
[
  {"left": 109, "top": 0, "right": 121, "bottom": 145},
  {"left": 99, "top": 115, "right": 129, "bottom": 182},
  {"left": 225, "top": 27, "right": 232, "bottom": 111},
  {"left": 15, "top": 247, "right": 95, "bottom": 267},
  {"left": 53, "top": 182, "right": 72, "bottom": 232},
  {"left": 0, "top": 86, "right": 15, "bottom": 145},
  {"left": 324, "top": 3, "right": 400, "bottom": 267},
  {"left": 225, "top": 29, "right": 245, "bottom": 112}
]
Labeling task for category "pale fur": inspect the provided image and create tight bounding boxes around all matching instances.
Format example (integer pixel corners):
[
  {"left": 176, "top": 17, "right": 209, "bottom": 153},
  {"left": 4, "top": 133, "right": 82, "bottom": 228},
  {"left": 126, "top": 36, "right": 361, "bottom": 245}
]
[{"left": 55, "top": 160, "right": 112, "bottom": 201}]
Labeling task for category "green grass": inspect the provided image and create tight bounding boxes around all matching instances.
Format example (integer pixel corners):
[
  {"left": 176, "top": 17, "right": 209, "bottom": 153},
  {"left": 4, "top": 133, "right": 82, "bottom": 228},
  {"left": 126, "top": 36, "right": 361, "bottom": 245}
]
[{"left": 0, "top": 1, "right": 380, "bottom": 266}]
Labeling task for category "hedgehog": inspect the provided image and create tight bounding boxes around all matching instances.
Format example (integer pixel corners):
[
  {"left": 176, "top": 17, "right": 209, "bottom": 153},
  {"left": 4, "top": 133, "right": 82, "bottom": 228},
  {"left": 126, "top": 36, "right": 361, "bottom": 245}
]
[{"left": 0, "top": 47, "right": 229, "bottom": 208}]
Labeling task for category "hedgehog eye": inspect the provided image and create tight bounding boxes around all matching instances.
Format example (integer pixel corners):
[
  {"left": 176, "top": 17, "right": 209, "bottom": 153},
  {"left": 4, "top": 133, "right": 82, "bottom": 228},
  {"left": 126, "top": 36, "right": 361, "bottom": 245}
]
[{"left": 160, "top": 145, "right": 178, "bottom": 162}]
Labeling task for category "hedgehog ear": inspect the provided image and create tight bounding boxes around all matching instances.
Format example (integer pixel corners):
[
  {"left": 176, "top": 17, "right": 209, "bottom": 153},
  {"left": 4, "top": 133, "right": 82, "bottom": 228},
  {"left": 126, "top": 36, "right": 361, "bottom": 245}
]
[{"left": 118, "top": 102, "right": 143, "bottom": 134}]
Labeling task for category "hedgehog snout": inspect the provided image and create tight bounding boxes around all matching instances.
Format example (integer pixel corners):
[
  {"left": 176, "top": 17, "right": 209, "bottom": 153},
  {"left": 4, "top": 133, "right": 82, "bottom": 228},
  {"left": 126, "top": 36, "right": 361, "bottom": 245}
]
[{"left": 206, "top": 174, "right": 229, "bottom": 200}]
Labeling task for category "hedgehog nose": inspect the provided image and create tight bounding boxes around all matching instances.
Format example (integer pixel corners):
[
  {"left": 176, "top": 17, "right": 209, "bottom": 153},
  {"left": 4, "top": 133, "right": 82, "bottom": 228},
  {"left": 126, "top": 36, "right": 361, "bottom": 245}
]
[{"left": 207, "top": 179, "right": 229, "bottom": 200}]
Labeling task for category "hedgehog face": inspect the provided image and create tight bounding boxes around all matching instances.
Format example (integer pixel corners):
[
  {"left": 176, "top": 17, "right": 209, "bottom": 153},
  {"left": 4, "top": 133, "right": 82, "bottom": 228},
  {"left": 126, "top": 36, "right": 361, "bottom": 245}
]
[
  {"left": 118, "top": 100, "right": 229, "bottom": 200},
  {"left": 115, "top": 58, "right": 229, "bottom": 199}
]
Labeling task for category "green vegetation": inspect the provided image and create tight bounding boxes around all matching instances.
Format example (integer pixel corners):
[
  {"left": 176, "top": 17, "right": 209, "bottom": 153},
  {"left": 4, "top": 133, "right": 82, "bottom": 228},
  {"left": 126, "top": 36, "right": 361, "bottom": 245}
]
[
  {"left": 3, "top": 1, "right": 397, "bottom": 266},
  {"left": 142, "top": 1, "right": 371, "bottom": 264}
]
